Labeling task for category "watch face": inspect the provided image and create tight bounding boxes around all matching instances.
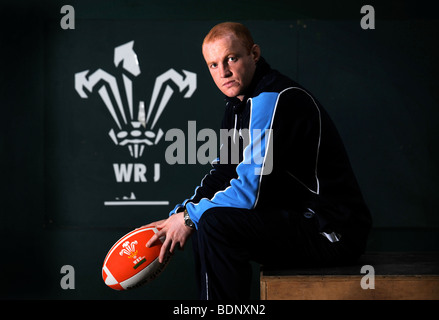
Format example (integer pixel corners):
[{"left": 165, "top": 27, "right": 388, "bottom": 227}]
[
  {"left": 184, "top": 216, "right": 194, "bottom": 228},
  {"left": 184, "top": 211, "right": 194, "bottom": 228}
]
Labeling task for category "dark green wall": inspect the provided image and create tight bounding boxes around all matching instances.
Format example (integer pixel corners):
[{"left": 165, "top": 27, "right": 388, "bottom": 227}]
[{"left": 1, "top": 0, "right": 438, "bottom": 300}]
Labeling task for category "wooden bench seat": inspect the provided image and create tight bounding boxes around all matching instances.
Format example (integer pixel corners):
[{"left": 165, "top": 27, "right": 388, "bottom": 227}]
[{"left": 260, "top": 252, "right": 439, "bottom": 300}]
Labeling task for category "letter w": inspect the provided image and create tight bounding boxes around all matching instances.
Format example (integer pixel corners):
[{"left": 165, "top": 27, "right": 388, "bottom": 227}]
[{"left": 113, "top": 163, "right": 133, "bottom": 182}]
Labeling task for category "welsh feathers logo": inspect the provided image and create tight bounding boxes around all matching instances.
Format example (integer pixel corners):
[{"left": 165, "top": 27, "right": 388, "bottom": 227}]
[
  {"left": 74, "top": 41, "right": 197, "bottom": 158},
  {"left": 119, "top": 240, "right": 146, "bottom": 269},
  {"left": 119, "top": 240, "right": 138, "bottom": 259}
]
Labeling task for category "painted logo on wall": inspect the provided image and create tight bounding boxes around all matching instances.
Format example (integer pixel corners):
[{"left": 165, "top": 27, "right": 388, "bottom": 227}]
[{"left": 74, "top": 41, "right": 197, "bottom": 206}]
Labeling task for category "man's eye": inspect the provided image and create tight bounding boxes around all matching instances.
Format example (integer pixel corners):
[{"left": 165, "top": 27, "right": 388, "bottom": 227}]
[
  {"left": 228, "top": 57, "right": 237, "bottom": 62},
  {"left": 210, "top": 63, "right": 218, "bottom": 69}
]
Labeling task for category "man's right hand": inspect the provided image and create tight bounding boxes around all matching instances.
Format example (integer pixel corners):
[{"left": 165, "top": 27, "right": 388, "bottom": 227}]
[{"left": 144, "top": 213, "right": 195, "bottom": 263}]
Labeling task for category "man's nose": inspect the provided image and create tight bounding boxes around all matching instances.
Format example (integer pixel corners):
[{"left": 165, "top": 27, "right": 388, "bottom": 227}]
[{"left": 220, "top": 63, "right": 232, "bottom": 78}]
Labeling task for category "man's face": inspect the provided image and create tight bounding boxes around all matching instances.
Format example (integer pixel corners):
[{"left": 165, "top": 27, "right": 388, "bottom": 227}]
[{"left": 202, "top": 34, "right": 260, "bottom": 100}]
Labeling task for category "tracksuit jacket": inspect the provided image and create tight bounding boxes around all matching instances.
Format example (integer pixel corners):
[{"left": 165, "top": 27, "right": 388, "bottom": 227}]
[{"left": 170, "top": 57, "right": 372, "bottom": 247}]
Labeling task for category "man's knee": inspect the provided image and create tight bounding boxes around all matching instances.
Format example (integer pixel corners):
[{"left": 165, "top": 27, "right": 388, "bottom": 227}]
[
  {"left": 197, "top": 207, "right": 228, "bottom": 238},
  {"left": 196, "top": 207, "right": 264, "bottom": 250}
]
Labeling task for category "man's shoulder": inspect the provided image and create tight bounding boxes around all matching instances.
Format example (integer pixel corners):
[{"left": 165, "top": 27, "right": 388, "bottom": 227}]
[
  {"left": 252, "top": 70, "right": 324, "bottom": 118},
  {"left": 255, "top": 69, "right": 303, "bottom": 96}
]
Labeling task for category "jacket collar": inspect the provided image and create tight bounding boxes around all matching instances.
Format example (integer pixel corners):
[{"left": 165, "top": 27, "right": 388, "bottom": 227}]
[{"left": 224, "top": 57, "right": 271, "bottom": 112}]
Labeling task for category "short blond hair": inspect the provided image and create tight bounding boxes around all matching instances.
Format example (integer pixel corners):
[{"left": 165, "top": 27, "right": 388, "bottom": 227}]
[{"left": 202, "top": 22, "right": 255, "bottom": 53}]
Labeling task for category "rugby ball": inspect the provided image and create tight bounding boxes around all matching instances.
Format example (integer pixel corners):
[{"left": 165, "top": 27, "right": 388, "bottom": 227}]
[{"left": 102, "top": 226, "right": 171, "bottom": 290}]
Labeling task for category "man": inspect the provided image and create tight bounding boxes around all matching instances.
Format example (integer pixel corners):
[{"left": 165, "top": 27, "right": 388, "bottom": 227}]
[{"left": 146, "top": 22, "right": 372, "bottom": 300}]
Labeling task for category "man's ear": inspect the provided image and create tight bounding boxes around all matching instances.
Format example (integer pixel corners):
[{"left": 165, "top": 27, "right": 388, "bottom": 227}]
[{"left": 251, "top": 44, "right": 261, "bottom": 63}]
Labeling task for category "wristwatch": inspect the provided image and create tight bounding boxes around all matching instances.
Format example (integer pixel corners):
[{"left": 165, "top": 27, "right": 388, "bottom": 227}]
[{"left": 183, "top": 208, "right": 195, "bottom": 229}]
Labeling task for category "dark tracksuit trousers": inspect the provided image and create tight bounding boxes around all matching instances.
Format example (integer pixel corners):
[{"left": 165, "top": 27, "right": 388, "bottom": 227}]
[{"left": 191, "top": 206, "right": 362, "bottom": 300}]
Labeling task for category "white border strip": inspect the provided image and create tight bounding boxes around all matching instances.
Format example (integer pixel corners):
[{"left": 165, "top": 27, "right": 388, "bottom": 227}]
[{"left": 104, "top": 201, "right": 169, "bottom": 206}]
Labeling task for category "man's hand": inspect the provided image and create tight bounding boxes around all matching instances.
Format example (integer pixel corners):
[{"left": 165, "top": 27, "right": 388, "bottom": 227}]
[{"left": 145, "top": 212, "right": 195, "bottom": 263}]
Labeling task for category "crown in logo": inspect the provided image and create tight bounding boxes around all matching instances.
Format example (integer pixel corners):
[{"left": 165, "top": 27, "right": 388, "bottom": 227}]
[
  {"left": 74, "top": 41, "right": 197, "bottom": 158},
  {"left": 119, "top": 240, "right": 138, "bottom": 259}
]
